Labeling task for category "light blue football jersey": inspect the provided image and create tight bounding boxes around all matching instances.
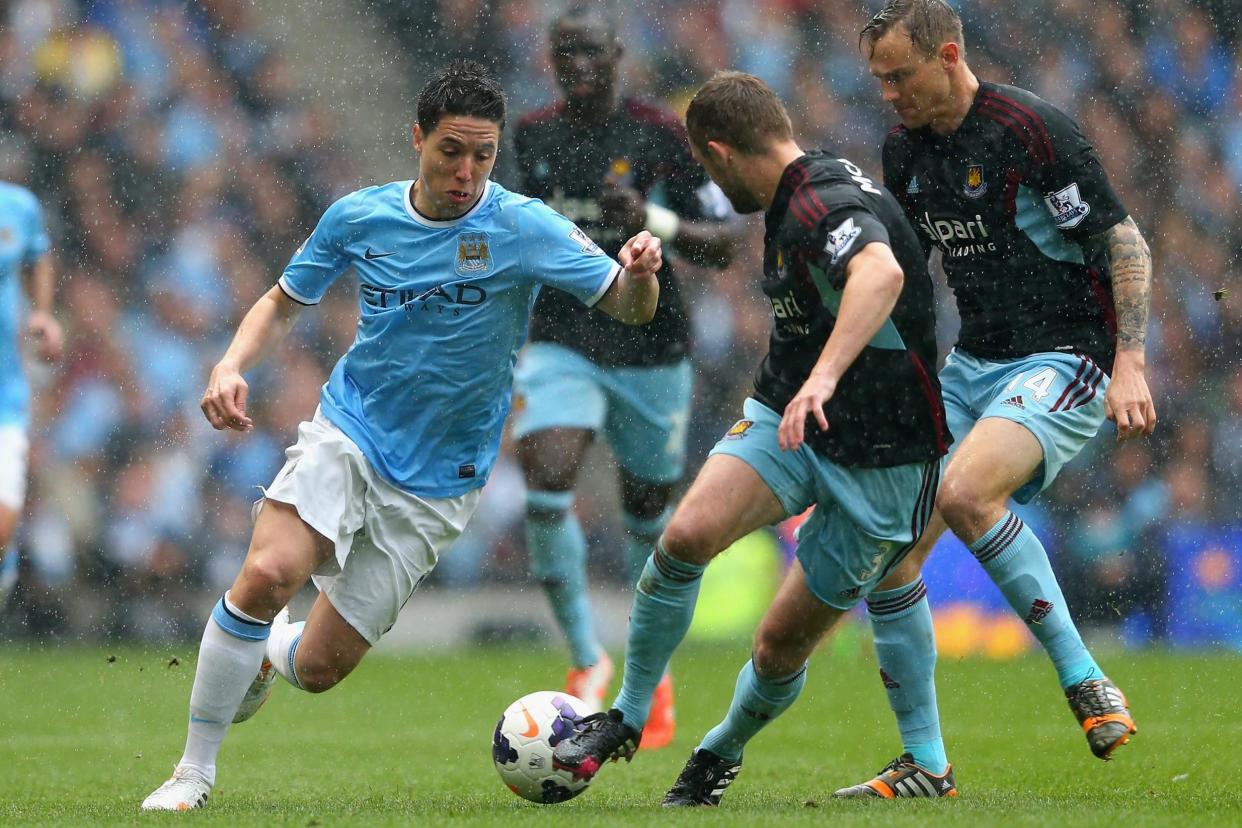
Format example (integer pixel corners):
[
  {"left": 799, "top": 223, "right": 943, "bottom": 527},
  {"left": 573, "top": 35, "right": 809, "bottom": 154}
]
[
  {"left": 280, "top": 180, "right": 622, "bottom": 497},
  {"left": 0, "top": 182, "right": 51, "bottom": 428}
]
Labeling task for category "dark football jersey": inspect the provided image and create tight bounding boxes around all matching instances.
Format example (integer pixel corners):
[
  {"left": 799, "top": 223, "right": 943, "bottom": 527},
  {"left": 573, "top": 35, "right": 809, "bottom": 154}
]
[
  {"left": 754, "top": 151, "right": 949, "bottom": 468},
  {"left": 513, "top": 98, "right": 718, "bottom": 367},
  {"left": 883, "top": 81, "right": 1128, "bottom": 369}
]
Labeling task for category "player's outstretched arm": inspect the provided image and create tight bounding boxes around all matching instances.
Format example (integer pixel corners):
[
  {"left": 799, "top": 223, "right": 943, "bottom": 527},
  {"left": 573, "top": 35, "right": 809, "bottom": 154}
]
[
  {"left": 201, "top": 285, "right": 304, "bottom": 432},
  {"left": 1099, "top": 215, "right": 1156, "bottom": 442},
  {"left": 594, "top": 230, "right": 662, "bottom": 325},
  {"left": 22, "top": 253, "right": 63, "bottom": 362},
  {"left": 778, "top": 242, "right": 904, "bottom": 451}
]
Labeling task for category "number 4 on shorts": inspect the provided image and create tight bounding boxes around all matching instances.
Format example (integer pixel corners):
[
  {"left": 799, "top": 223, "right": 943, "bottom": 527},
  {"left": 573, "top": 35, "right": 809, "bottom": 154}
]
[{"left": 1023, "top": 369, "right": 1058, "bottom": 401}]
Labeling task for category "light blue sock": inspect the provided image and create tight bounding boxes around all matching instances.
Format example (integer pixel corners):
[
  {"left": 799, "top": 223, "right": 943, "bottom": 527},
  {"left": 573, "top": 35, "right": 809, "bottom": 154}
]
[
  {"left": 612, "top": 542, "right": 704, "bottom": 728},
  {"left": 0, "top": 547, "right": 17, "bottom": 612},
  {"left": 970, "top": 512, "right": 1104, "bottom": 689},
  {"left": 622, "top": 508, "right": 671, "bottom": 587},
  {"left": 867, "top": 577, "right": 948, "bottom": 775},
  {"left": 699, "top": 659, "right": 807, "bottom": 762},
  {"left": 526, "top": 489, "right": 599, "bottom": 669}
]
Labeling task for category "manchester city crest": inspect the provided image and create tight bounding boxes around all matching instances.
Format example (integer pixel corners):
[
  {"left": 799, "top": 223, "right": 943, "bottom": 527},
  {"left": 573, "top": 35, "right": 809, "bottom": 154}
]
[
  {"left": 963, "top": 164, "right": 987, "bottom": 198},
  {"left": 455, "top": 231, "right": 492, "bottom": 275}
]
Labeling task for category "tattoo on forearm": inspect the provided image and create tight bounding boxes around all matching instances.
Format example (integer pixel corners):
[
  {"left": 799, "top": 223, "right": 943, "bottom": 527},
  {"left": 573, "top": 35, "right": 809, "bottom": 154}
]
[{"left": 1103, "top": 216, "right": 1152, "bottom": 351}]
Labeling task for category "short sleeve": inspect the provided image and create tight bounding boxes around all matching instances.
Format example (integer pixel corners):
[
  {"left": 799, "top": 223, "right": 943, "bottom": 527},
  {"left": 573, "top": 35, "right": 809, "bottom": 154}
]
[
  {"left": 22, "top": 193, "right": 50, "bottom": 264},
  {"left": 518, "top": 202, "right": 622, "bottom": 307},
  {"left": 807, "top": 206, "right": 892, "bottom": 293},
  {"left": 279, "top": 196, "right": 353, "bottom": 305},
  {"left": 1029, "top": 108, "right": 1128, "bottom": 241}
]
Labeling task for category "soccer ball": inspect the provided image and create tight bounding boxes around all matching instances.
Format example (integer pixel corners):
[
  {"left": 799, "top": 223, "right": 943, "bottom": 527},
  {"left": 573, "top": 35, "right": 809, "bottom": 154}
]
[{"left": 492, "top": 690, "right": 591, "bottom": 804}]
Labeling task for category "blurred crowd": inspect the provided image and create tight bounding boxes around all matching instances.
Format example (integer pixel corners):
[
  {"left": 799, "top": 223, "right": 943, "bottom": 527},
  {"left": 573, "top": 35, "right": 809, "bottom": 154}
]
[{"left": 1, "top": 0, "right": 1238, "bottom": 643}]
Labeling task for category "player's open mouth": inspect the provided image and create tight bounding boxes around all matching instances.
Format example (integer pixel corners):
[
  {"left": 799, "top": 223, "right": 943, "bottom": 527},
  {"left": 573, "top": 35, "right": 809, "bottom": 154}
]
[{"left": 447, "top": 190, "right": 472, "bottom": 203}]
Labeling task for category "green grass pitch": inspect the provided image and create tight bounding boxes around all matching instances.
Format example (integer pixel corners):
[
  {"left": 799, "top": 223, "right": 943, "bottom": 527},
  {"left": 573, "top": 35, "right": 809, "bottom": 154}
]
[{"left": 1, "top": 639, "right": 1240, "bottom": 826}]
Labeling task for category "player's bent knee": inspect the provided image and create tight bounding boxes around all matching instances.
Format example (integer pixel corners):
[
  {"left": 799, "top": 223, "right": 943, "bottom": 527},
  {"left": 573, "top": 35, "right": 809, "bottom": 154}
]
[
  {"left": 235, "top": 556, "right": 303, "bottom": 607},
  {"left": 751, "top": 634, "right": 809, "bottom": 679},
  {"left": 935, "top": 475, "right": 993, "bottom": 527},
  {"left": 294, "top": 662, "right": 345, "bottom": 694},
  {"left": 620, "top": 481, "right": 673, "bottom": 523},
  {"left": 659, "top": 519, "right": 720, "bottom": 566},
  {"left": 293, "top": 646, "right": 356, "bottom": 694}
]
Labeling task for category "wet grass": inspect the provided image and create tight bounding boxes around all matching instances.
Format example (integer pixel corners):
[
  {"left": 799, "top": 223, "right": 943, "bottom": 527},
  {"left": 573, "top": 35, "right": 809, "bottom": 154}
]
[{"left": 1, "top": 641, "right": 1239, "bottom": 826}]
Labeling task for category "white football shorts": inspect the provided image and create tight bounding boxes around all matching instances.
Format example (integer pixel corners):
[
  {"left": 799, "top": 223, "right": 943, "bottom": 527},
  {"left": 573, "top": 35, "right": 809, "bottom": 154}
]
[
  {"left": 0, "top": 425, "right": 29, "bottom": 512},
  {"left": 258, "top": 407, "right": 480, "bottom": 645}
]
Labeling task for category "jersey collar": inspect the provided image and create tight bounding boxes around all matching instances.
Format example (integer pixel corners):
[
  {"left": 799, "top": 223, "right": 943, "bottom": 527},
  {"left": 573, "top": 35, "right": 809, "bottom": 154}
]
[{"left": 403, "top": 180, "right": 495, "bottom": 228}]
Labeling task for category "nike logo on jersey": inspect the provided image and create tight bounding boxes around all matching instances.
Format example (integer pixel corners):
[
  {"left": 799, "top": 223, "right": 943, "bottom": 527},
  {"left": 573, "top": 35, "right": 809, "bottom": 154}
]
[{"left": 364, "top": 247, "right": 396, "bottom": 260}]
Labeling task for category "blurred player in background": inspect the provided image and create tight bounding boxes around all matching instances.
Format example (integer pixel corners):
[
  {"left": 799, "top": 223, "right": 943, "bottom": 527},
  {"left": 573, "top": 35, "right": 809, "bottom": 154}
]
[
  {"left": 141, "top": 59, "right": 664, "bottom": 812},
  {"left": 511, "top": 5, "right": 739, "bottom": 745},
  {"left": 834, "top": 0, "right": 1156, "bottom": 799},
  {"left": 553, "top": 71, "right": 953, "bottom": 806},
  {"left": 0, "top": 182, "right": 63, "bottom": 612}
]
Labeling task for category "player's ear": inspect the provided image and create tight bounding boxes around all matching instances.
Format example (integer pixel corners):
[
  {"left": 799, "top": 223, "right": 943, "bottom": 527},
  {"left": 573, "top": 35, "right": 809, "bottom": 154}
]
[
  {"left": 412, "top": 123, "right": 424, "bottom": 154},
  {"left": 939, "top": 41, "right": 960, "bottom": 71},
  {"left": 705, "top": 140, "right": 730, "bottom": 167}
]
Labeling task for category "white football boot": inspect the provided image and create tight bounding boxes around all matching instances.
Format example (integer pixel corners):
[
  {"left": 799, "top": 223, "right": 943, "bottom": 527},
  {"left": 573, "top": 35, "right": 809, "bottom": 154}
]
[
  {"left": 565, "top": 652, "right": 614, "bottom": 714},
  {"left": 232, "top": 606, "right": 289, "bottom": 724},
  {"left": 141, "top": 765, "right": 212, "bottom": 811}
]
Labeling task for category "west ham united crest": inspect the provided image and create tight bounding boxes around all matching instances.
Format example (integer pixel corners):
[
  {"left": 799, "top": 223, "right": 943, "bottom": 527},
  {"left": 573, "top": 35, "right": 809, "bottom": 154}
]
[
  {"left": 455, "top": 231, "right": 492, "bottom": 275},
  {"left": 963, "top": 164, "right": 987, "bottom": 198}
]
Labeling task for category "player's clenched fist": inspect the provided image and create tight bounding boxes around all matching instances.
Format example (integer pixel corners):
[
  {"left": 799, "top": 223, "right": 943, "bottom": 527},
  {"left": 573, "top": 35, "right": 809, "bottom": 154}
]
[
  {"left": 201, "top": 362, "right": 254, "bottom": 432},
  {"left": 619, "top": 230, "right": 662, "bottom": 279}
]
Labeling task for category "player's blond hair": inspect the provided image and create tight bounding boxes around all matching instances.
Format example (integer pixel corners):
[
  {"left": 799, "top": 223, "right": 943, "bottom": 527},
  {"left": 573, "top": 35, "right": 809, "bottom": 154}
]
[{"left": 685, "top": 71, "right": 793, "bottom": 156}]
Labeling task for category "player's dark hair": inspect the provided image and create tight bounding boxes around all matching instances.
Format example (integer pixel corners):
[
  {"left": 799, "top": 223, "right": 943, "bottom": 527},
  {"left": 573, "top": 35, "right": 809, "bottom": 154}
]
[
  {"left": 860, "top": 0, "right": 965, "bottom": 60},
  {"left": 416, "top": 59, "right": 507, "bottom": 134},
  {"left": 549, "top": 2, "right": 620, "bottom": 46},
  {"left": 685, "top": 71, "right": 793, "bottom": 156}
]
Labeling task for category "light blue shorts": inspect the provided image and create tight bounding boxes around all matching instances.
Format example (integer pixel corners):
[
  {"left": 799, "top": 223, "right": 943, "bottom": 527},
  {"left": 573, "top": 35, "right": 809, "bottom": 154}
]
[
  {"left": 709, "top": 398, "right": 941, "bottom": 610},
  {"left": 512, "top": 342, "right": 693, "bottom": 484},
  {"left": 941, "top": 348, "right": 1109, "bottom": 503}
]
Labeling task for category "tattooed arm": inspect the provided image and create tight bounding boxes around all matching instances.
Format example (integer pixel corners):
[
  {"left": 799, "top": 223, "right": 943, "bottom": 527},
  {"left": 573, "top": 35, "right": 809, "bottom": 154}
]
[{"left": 1099, "top": 215, "right": 1156, "bottom": 441}]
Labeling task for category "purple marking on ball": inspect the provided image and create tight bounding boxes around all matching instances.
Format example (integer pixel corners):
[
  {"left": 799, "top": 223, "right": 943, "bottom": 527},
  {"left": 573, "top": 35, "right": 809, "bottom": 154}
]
[{"left": 492, "top": 717, "right": 518, "bottom": 764}]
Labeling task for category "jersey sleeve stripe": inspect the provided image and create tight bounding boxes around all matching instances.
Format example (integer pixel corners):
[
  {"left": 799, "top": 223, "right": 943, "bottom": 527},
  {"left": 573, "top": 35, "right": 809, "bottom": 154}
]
[
  {"left": 787, "top": 190, "right": 816, "bottom": 228},
  {"left": 979, "top": 95, "right": 1055, "bottom": 165},
  {"left": 790, "top": 188, "right": 829, "bottom": 229},
  {"left": 277, "top": 276, "right": 318, "bottom": 306},
  {"left": 805, "top": 186, "right": 829, "bottom": 218},
  {"left": 584, "top": 262, "right": 622, "bottom": 308},
  {"left": 980, "top": 93, "right": 1053, "bottom": 159},
  {"left": 977, "top": 101, "right": 1052, "bottom": 167},
  {"left": 982, "top": 91, "right": 1056, "bottom": 163}
]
